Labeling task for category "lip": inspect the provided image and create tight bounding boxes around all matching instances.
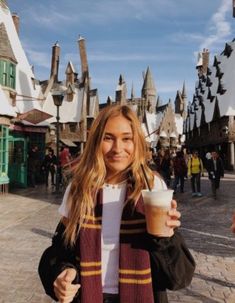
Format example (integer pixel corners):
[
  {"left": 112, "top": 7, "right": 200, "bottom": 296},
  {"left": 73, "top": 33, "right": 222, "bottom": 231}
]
[{"left": 108, "top": 156, "right": 125, "bottom": 161}]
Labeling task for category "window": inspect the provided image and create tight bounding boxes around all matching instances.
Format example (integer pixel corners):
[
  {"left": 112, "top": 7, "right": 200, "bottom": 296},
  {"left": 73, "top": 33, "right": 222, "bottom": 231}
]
[
  {"left": 0, "top": 60, "right": 16, "bottom": 89},
  {"left": 0, "top": 125, "right": 9, "bottom": 184}
]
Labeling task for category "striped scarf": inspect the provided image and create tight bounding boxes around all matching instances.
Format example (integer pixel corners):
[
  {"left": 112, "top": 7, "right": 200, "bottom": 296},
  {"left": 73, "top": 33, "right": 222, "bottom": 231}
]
[{"left": 77, "top": 188, "right": 154, "bottom": 303}]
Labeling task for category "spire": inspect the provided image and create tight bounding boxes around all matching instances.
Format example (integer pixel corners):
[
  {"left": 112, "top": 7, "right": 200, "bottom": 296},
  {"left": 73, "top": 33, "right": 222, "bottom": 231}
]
[
  {"left": 131, "top": 82, "right": 135, "bottom": 99},
  {"left": 182, "top": 81, "right": 186, "bottom": 99},
  {"left": 141, "top": 66, "right": 157, "bottom": 113},
  {"left": 115, "top": 74, "right": 127, "bottom": 105}
]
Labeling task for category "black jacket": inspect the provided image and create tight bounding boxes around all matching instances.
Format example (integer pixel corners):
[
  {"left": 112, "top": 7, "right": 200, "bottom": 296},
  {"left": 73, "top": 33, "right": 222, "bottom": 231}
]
[
  {"left": 206, "top": 157, "right": 224, "bottom": 180},
  {"left": 38, "top": 223, "right": 195, "bottom": 303}
]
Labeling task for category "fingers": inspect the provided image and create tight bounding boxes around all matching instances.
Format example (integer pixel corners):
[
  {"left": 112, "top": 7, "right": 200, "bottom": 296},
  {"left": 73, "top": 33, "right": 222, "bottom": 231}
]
[
  {"left": 54, "top": 268, "right": 80, "bottom": 303},
  {"left": 171, "top": 199, "right": 177, "bottom": 209},
  {"left": 167, "top": 200, "right": 181, "bottom": 230}
]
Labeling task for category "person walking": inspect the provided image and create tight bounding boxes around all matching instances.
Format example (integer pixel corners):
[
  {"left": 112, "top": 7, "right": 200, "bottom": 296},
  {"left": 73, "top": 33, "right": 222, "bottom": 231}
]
[
  {"left": 38, "top": 105, "right": 195, "bottom": 303},
  {"left": 42, "top": 148, "right": 57, "bottom": 187},
  {"left": 172, "top": 151, "right": 187, "bottom": 194},
  {"left": 188, "top": 150, "right": 204, "bottom": 197},
  {"left": 206, "top": 150, "right": 224, "bottom": 199},
  {"left": 27, "top": 145, "right": 39, "bottom": 187}
]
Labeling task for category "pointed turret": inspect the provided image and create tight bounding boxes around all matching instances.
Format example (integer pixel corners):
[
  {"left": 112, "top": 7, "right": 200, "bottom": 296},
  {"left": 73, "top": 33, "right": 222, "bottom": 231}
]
[
  {"left": 175, "top": 82, "right": 187, "bottom": 119},
  {"left": 65, "top": 61, "right": 77, "bottom": 86},
  {"left": 130, "top": 82, "right": 135, "bottom": 100},
  {"left": 115, "top": 74, "right": 127, "bottom": 105},
  {"left": 141, "top": 66, "right": 157, "bottom": 113}
]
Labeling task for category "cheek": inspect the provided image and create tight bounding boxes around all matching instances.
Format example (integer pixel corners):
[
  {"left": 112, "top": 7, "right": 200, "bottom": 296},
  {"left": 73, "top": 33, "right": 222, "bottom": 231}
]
[
  {"left": 126, "top": 142, "right": 135, "bottom": 157},
  {"left": 102, "top": 142, "right": 111, "bottom": 156}
]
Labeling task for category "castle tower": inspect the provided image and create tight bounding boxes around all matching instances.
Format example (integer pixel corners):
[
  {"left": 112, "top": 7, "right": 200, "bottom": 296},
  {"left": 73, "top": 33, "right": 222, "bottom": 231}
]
[
  {"left": 141, "top": 66, "right": 157, "bottom": 113},
  {"left": 175, "top": 82, "right": 187, "bottom": 119},
  {"left": 115, "top": 74, "right": 127, "bottom": 105}
]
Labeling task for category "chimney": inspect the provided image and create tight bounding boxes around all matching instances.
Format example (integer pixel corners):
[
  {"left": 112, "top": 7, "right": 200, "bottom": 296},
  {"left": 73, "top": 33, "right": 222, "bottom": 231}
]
[
  {"left": 78, "top": 35, "right": 88, "bottom": 77},
  {"left": 202, "top": 48, "right": 210, "bottom": 74},
  {"left": 12, "top": 13, "right": 19, "bottom": 35},
  {"left": 50, "top": 42, "right": 60, "bottom": 82}
]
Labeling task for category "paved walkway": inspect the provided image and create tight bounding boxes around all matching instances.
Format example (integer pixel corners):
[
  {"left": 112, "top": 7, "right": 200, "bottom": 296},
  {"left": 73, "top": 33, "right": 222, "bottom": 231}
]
[{"left": 0, "top": 174, "right": 234, "bottom": 303}]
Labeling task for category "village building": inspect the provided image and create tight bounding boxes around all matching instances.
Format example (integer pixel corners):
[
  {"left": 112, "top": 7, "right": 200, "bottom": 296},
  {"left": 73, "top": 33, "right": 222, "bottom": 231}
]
[
  {"left": 0, "top": 1, "right": 99, "bottom": 191},
  {"left": 184, "top": 43, "right": 235, "bottom": 170},
  {"left": 41, "top": 37, "right": 99, "bottom": 155}
]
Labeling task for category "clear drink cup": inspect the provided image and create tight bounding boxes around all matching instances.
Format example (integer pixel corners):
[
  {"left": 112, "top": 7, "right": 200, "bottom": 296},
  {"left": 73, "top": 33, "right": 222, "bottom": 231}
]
[{"left": 141, "top": 189, "right": 174, "bottom": 236}]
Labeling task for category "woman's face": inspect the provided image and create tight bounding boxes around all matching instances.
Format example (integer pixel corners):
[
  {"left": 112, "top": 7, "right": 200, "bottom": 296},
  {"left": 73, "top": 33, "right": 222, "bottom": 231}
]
[{"left": 102, "top": 114, "right": 134, "bottom": 183}]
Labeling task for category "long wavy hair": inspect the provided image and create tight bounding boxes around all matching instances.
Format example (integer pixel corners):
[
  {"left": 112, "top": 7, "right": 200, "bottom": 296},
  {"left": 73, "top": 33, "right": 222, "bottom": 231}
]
[{"left": 64, "top": 105, "right": 155, "bottom": 245}]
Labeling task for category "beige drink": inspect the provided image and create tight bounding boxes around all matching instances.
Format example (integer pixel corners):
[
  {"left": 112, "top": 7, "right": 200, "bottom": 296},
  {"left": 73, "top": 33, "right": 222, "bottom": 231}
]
[{"left": 142, "top": 189, "right": 174, "bottom": 236}]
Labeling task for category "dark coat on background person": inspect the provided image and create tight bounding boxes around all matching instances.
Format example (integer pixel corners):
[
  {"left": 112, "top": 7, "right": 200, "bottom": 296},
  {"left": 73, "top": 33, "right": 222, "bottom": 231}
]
[
  {"left": 206, "top": 157, "right": 224, "bottom": 180},
  {"left": 173, "top": 153, "right": 187, "bottom": 177}
]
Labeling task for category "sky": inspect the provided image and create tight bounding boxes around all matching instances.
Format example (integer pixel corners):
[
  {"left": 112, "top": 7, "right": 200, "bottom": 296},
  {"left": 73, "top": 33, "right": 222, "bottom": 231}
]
[{"left": 8, "top": 0, "right": 235, "bottom": 105}]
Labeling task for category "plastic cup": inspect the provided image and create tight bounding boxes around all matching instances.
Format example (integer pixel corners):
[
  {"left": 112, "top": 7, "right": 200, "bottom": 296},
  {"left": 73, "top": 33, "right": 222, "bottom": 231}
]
[{"left": 141, "top": 189, "right": 174, "bottom": 236}]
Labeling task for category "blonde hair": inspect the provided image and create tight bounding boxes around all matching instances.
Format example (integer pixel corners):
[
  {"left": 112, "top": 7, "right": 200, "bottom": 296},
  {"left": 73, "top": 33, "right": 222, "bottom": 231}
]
[{"left": 64, "top": 105, "right": 154, "bottom": 245}]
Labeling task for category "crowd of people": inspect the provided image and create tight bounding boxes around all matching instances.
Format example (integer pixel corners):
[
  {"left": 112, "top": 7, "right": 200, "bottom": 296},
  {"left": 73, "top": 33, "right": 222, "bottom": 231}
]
[
  {"left": 27, "top": 145, "right": 73, "bottom": 189},
  {"left": 150, "top": 147, "right": 224, "bottom": 199}
]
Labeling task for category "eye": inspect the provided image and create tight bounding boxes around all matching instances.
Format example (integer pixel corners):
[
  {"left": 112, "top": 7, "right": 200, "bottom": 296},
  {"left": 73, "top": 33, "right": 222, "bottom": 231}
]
[
  {"left": 103, "top": 135, "right": 113, "bottom": 141},
  {"left": 123, "top": 137, "right": 133, "bottom": 142}
]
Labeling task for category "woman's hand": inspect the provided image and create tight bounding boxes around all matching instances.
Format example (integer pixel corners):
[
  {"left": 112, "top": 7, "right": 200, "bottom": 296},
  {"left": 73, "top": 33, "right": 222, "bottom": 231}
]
[
  {"left": 166, "top": 199, "right": 181, "bottom": 237},
  {"left": 54, "top": 268, "right": 80, "bottom": 303}
]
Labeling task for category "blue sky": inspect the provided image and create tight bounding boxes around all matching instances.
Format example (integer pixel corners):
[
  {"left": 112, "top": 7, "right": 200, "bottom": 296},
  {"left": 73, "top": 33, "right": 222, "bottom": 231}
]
[{"left": 8, "top": 0, "right": 235, "bottom": 104}]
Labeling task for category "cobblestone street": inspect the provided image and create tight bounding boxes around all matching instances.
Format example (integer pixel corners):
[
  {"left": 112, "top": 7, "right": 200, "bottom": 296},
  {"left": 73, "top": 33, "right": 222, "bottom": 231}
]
[{"left": 0, "top": 173, "right": 234, "bottom": 303}]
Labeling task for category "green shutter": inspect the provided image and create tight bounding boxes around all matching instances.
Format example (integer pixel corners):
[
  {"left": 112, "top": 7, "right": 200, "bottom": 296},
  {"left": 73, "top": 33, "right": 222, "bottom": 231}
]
[
  {"left": 0, "top": 125, "right": 9, "bottom": 184},
  {"left": 0, "top": 60, "right": 16, "bottom": 89}
]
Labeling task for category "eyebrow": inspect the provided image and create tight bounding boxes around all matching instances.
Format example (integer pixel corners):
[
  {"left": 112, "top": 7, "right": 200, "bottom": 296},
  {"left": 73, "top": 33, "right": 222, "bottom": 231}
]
[{"left": 104, "top": 132, "right": 133, "bottom": 136}]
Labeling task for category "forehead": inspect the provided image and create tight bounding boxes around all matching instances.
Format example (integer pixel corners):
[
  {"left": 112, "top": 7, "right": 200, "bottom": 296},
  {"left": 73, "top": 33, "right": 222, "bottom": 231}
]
[{"left": 104, "top": 115, "right": 133, "bottom": 133}]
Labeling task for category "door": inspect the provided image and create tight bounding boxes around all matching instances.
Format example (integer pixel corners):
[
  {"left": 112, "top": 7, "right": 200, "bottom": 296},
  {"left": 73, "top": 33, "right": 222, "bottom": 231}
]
[{"left": 8, "top": 137, "right": 28, "bottom": 188}]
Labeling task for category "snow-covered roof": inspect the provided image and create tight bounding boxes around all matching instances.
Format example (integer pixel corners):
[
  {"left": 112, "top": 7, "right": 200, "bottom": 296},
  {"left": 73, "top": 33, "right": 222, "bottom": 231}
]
[
  {"left": 43, "top": 87, "right": 84, "bottom": 123},
  {"left": 0, "top": 5, "right": 46, "bottom": 118},
  {"left": 0, "top": 85, "right": 16, "bottom": 116},
  {"left": 187, "top": 39, "right": 235, "bottom": 130}
]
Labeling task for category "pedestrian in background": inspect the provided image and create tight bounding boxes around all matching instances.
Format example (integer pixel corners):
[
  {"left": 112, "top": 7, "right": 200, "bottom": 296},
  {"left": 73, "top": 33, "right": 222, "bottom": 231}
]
[
  {"left": 206, "top": 150, "right": 224, "bottom": 199},
  {"left": 28, "top": 145, "right": 39, "bottom": 187},
  {"left": 188, "top": 150, "right": 204, "bottom": 197},
  {"left": 42, "top": 148, "right": 57, "bottom": 187},
  {"left": 172, "top": 150, "right": 187, "bottom": 194},
  {"left": 38, "top": 105, "right": 195, "bottom": 303},
  {"left": 155, "top": 149, "right": 172, "bottom": 187}
]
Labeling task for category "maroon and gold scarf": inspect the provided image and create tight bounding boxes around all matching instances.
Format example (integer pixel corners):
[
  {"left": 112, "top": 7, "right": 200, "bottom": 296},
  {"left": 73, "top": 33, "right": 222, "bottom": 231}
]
[{"left": 77, "top": 188, "right": 154, "bottom": 303}]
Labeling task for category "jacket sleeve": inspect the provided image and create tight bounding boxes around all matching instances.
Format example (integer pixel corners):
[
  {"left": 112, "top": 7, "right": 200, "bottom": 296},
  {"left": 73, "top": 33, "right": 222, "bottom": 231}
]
[
  {"left": 38, "top": 221, "right": 79, "bottom": 301},
  {"left": 147, "top": 230, "right": 196, "bottom": 291}
]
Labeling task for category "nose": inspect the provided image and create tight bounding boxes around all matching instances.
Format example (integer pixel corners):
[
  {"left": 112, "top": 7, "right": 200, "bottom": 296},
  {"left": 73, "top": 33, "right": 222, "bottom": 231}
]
[{"left": 112, "top": 139, "right": 122, "bottom": 152}]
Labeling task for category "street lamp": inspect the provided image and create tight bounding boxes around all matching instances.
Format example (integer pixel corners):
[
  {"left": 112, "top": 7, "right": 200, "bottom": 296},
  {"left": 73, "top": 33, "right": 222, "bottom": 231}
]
[{"left": 52, "top": 86, "right": 65, "bottom": 194}]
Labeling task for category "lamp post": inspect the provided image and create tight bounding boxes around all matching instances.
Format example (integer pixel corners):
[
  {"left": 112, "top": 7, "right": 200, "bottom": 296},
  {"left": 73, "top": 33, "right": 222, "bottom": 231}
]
[{"left": 52, "top": 88, "right": 65, "bottom": 194}]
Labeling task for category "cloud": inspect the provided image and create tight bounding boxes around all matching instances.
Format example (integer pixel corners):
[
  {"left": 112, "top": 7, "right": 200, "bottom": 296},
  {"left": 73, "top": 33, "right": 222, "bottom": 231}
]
[{"left": 199, "top": 0, "right": 232, "bottom": 51}]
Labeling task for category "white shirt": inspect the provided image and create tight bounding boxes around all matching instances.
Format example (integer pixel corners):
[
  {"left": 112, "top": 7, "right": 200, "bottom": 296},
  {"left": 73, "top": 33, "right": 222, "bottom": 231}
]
[{"left": 58, "top": 175, "right": 166, "bottom": 294}]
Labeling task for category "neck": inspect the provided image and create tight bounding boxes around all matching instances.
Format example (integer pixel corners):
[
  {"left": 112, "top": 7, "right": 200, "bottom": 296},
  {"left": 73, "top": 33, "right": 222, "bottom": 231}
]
[{"left": 105, "top": 173, "right": 128, "bottom": 184}]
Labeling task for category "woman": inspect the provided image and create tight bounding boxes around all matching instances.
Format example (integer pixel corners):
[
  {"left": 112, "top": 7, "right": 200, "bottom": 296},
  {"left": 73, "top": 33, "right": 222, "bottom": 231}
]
[
  {"left": 38, "top": 105, "right": 195, "bottom": 303},
  {"left": 187, "top": 150, "right": 204, "bottom": 197}
]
